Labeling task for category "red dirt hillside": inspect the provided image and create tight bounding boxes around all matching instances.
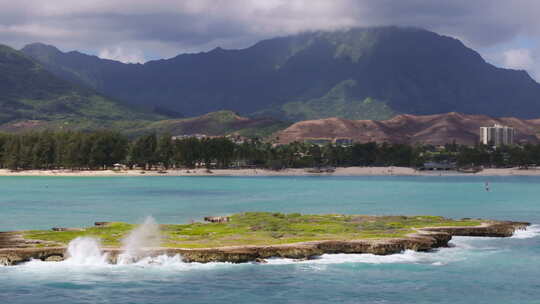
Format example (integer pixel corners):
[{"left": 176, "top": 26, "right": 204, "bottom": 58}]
[{"left": 273, "top": 112, "right": 540, "bottom": 145}]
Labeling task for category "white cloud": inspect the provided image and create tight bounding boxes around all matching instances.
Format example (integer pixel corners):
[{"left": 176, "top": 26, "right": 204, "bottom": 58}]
[
  {"left": 503, "top": 48, "right": 534, "bottom": 70},
  {"left": 482, "top": 46, "right": 540, "bottom": 81},
  {"left": 98, "top": 47, "right": 145, "bottom": 63},
  {"left": 501, "top": 47, "right": 540, "bottom": 81}
]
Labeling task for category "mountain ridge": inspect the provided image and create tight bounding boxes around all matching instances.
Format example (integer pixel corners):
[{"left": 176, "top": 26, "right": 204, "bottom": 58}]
[{"left": 21, "top": 26, "right": 540, "bottom": 120}]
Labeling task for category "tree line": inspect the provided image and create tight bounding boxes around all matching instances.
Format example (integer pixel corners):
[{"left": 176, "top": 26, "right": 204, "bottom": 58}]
[{"left": 0, "top": 131, "right": 539, "bottom": 170}]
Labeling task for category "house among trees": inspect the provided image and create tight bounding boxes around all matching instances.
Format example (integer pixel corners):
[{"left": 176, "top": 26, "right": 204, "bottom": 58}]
[
  {"left": 304, "top": 138, "right": 333, "bottom": 146},
  {"left": 304, "top": 137, "right": 353, "bottom": 146},
  {"left": 334, "top": 138, "right": 354, "bottom": 146},
  {"left": 421, "top": 161, "right": 457, "bottom": 171},
  {"left": 172, "top": 134, "right": 208, "bottom": 140}
]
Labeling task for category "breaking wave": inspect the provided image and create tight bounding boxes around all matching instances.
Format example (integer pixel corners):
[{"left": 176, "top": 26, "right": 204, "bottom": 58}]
[
  {"left": 511, "top": 224, "right": 540, "bottom": 239},
  {"left": 64, "top": 237, "right": 109, "bottom": 265},
  {"left": 265, "top": 236, "right": 492, "bottom": 266}
]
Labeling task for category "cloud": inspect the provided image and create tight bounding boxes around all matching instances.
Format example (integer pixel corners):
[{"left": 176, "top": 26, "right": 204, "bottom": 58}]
[
  {"left": 98, "top": 47, "right": 145, "bottom": 64},
  {"left": 0, "top": 0, "right": 539, "bottom": 70},
  {"left": 497, "top": 47, "right": 540, "bottom": 80},
  {"left": 503, "top": 49, "right": 535, "bottom": 70}
]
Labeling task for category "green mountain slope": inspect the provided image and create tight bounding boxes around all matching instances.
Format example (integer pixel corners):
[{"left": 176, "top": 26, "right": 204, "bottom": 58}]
[
  {"left": 22, "top": 26, "right": 540, "bottom": 121},
  {"left": 0, "top": 44, "right": 163, "bottom": 131},
  {"left": 126, "top": 110, "right": 290, "bottom": 138},
  {"left": 257, "top": 79, "right": 397, "bottom": 121}
]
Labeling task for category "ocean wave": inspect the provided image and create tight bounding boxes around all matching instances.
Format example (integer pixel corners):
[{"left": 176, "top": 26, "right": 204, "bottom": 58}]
[
  {"left": 16, "top": 250, "right": 460, "bottom": 270},
  {"left": 264, "top": 235, "right": 511, "bottom": 266},
  {"left": 130, "top": 255, "right": 235, "bottom": 270},
  {"left": 511, "top": 224, "right": 540, "bottom": 239},
  {"left": 14, "top": 255, "right": 235, "bottom": 273},
  {"left": 266, "top": 248, "right": 463, "bottom": 266}
]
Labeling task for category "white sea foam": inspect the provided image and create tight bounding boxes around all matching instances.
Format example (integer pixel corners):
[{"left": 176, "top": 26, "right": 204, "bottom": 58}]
[
  {"left": 265, "top": 236, "right": 500, "bottom": 266},
  {"left": 18, "top": 253, "right": 234, "bottom": 272},
  {"left": 19, "top": 237, "right": 109, "bottom": 269},
  {"left": 134, "top": 254, "right": 184, "bottom": 266},
  {"left": 64, "top": 237, "right": 109, "bottom": 265},
  {"left": 511, "top": 224, "right": 540, "bottom": 239},
  {"left": 129, "top": 255, "right": 234, "bottom": 270},
  {"left": 265, "top": 249, "right": 463, "bottom": 266}
]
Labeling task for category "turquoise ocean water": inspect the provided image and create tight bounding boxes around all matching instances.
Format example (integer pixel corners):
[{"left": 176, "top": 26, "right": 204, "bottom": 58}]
[{"left": 0, "top": 176, "right": 539, "bottom": 303}]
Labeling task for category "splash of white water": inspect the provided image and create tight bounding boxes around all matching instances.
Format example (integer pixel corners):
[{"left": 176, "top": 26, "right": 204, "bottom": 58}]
[
  {"left": 265, "top": 236, "right": 498, "bottom": 266},
  {"left": 64, "top": 237, "right": 109, "bottom": 265},
  {"left": 511, "top": 224, "right": 540, "bottom": 239},
  {"left": 117, "top": 216, "right": 161, "bottom": 264},
  {"left": 265, "top": 250, "right": 462, "bottom": 266}
]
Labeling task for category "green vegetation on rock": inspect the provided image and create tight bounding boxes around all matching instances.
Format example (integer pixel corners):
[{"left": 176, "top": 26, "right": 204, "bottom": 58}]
[
  {"left": 25, "top": 222, "right": 134, "bottom": 247},
  {"left": 276, "top": 80, "right": 396, "bottom": 121},
  {"left": 0, "top": 44, "right": 163, "bottom": 131},
  {"left": 125, "top": 110, "right": 290, "bottom": 138},
  {"left": 23, "top": 212, "right": 482, "bottom": 248}
]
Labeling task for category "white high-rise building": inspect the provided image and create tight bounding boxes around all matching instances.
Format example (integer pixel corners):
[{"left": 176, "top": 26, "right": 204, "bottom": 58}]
[{"left": 479, "top": 124, "right": 515, "bottom": 146}]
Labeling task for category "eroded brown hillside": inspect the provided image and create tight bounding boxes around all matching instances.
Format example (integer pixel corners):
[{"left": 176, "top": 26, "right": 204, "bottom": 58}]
[{"left": 274, "top": 112, "right": 540, "bottom": 145}]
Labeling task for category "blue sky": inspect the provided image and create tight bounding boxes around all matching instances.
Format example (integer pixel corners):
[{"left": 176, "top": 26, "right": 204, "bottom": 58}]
[{"left": 1, "top": 0, "right": 539, "bottom": 80}]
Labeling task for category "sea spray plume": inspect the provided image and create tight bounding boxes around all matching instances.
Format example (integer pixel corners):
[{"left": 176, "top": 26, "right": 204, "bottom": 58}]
[
  {"left": 65, "top": 237, "right": 109, "bottom": 265},
  {"left": 117, "top": 216, "right": 161, "bottom": 264}
]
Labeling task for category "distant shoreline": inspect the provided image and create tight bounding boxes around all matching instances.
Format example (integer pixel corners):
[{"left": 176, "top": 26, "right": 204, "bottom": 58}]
[{"left": 1, "top": 167, "right": 540, "bottom": 177}]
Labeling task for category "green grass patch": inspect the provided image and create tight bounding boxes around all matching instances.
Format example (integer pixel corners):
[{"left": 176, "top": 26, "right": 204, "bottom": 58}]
[
  {"left": 24, "top": 222, "right": 134, "bottom": 247},
  {"left": 23, "top": 212, "right": 482, "bottom": 248}
]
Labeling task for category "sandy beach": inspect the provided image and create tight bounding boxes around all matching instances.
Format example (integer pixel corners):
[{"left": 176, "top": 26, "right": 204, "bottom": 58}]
[{"left": 1, "top": 166, "right": 540, "bottom": 177}]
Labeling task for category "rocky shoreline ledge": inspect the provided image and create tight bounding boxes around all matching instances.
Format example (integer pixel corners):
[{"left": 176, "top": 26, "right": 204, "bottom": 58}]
[{"left": 0, "top": 221, "right": 529, "bottom": 266}]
